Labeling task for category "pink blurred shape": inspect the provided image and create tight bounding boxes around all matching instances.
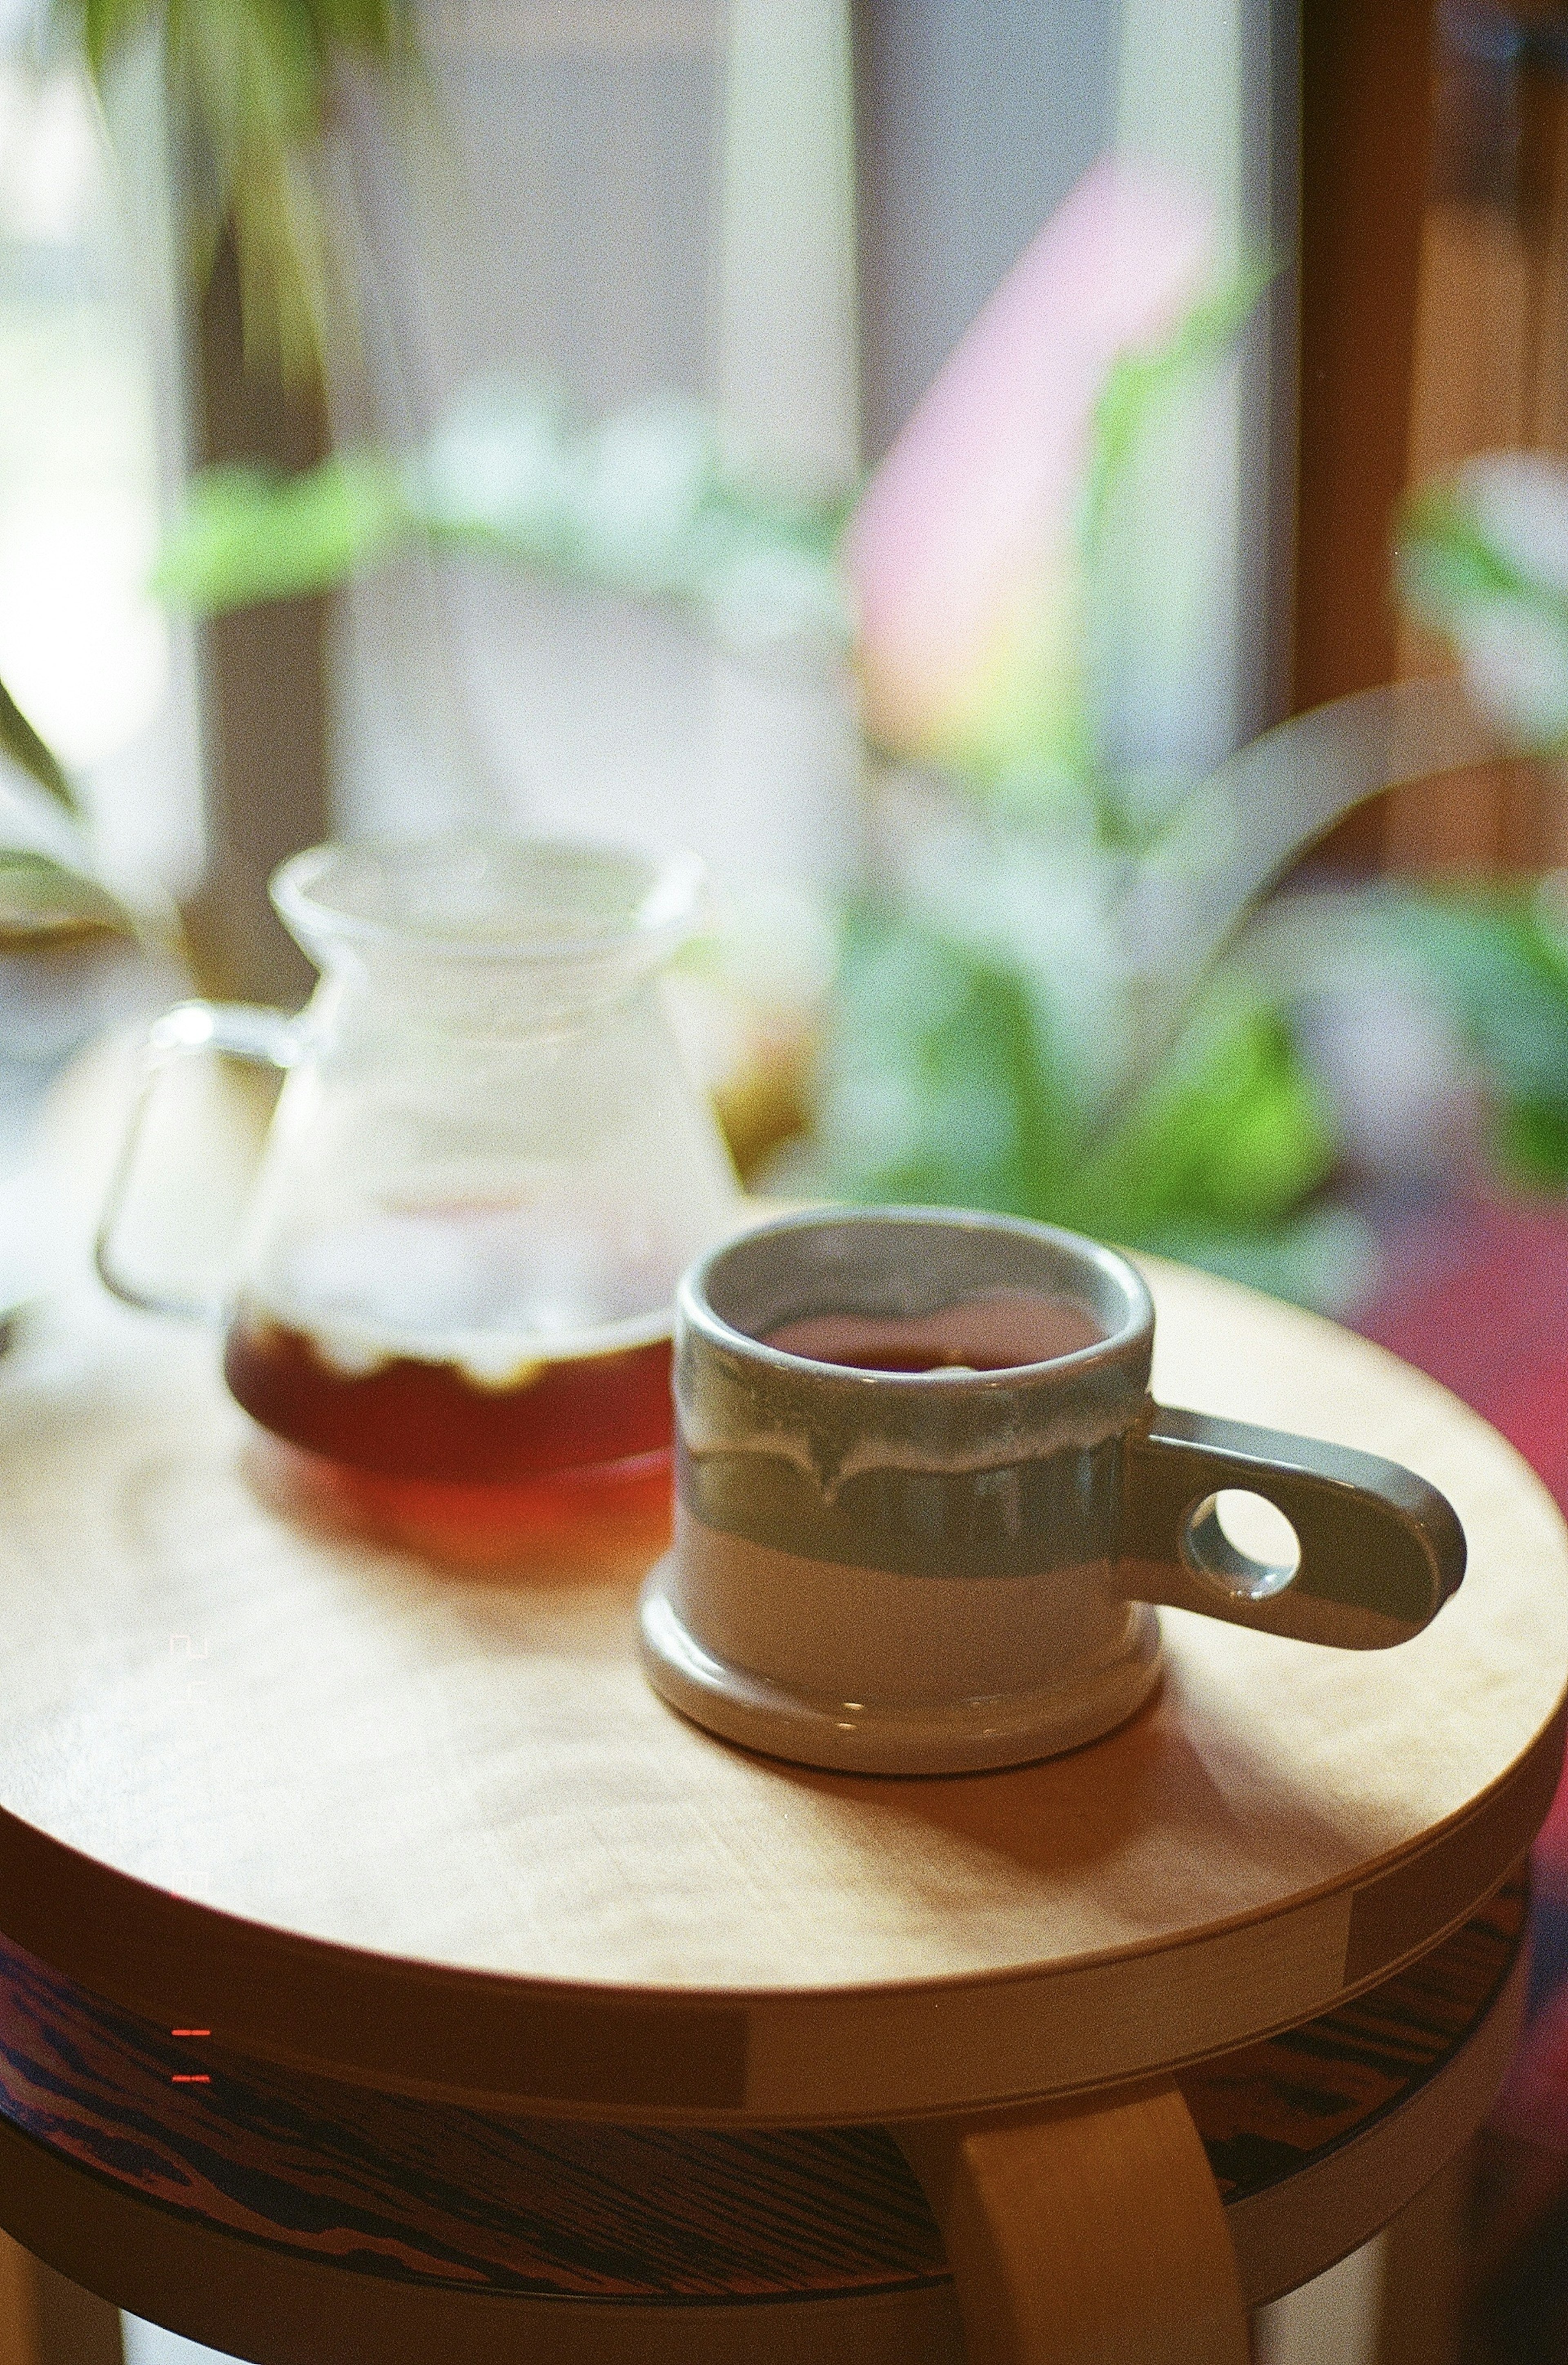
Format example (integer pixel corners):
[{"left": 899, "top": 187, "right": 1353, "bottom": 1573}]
[{"left": 848, "top": 154, "right": 1216, "bottom": 771}]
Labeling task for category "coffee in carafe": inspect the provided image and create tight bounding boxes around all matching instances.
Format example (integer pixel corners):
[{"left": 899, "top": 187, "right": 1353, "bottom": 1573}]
[
  {"left": 226, "top": 1313, "right": 675, "bottom": 1484},
  {"left": 224, "top": 1196, "right": 686, "bottom": 1485}
]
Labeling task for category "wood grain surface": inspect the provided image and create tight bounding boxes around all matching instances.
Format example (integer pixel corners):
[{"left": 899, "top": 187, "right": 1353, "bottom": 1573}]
[
  {"left": 0, "top": 1261, "right": 1560, "bottom": 2119},
  {"left": 0, "top": 1884, "right": 1526, "bottom": 2360}
]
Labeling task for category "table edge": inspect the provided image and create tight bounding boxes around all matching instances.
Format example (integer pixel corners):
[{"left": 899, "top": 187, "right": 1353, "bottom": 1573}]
[{"left": 0, "top": 1698, "right": 1556, "bottom": 2122}]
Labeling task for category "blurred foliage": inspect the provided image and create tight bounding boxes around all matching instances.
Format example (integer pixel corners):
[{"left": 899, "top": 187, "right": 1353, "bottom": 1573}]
[
  {"left": 1399, "top": 457, "right": 1568, "bottom": 750},
  {"left": 153, "top": 451, "right": 409, "bottom": 605},
  {"left": 1401, "top": 486, "right": 1542, "bottom": 631},
  {"left": 0, "top": 677, "right": 74, "bottom": 812},
  {"left": 156, "top": 390, "right": 851, "bottom": 647},
  {"left": 815, "top": 890, "right": 1339, "bottom": 1282},
  {"left": 0, "top": 675, "right": 138, "bottom": 941},
  {"left": 806, "top": 866, "right": 1568, "bottom": 1300},
  {"left": 1371, "top": 889, "right": 1568, "bottom": 1189},
  {"left": 27, "top": 239, "right": 1568, "bottom": 1309},
  {"left": 799, "top": 270, "right": 1382, "bottom": 1303},
  {"left": 1083, "top": 269, "right": 1271, "bottom": 583},
  {"left": 155, "top": 312, "right": 1537, "bottom": 1314},
  {"left": 1391, "top": 455, "right": 1568, "bottom": 1179},
  {"left": 0, "top": 848, "right": 136, "bottom": 938},
  {"left": 58, "top": 0, "right": 419, "bottom": 381}
]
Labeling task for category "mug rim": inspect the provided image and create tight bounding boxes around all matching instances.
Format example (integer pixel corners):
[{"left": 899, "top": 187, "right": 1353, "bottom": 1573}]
[{"left": 680, "top": 1205, "right": 1154, "bottom": 1388}]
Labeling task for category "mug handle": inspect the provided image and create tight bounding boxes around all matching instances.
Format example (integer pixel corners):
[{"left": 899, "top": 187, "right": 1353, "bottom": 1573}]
[
  {"left": 1117, "top": 1404, "right": 1466, "bottom": 1648},
  {"left": 95, "top": 1000, "right": 298, "bottom": 1320}
]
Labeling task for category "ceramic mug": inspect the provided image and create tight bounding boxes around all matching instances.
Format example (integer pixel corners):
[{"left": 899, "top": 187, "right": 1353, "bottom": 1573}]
[{"left": 638, "top": 1207, "right": 1467, "bottom": 1774}]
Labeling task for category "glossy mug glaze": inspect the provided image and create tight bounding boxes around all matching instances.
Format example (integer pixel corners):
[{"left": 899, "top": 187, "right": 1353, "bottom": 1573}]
[{"left": 638, "top": 1207, "right": 1466, "bottom": 1775}]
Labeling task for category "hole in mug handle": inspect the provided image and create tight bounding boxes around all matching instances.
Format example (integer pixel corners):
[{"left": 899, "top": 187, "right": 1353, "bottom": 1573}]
[
  {"left": 1120, "top": 1404, "right": 1465, "bottom": 1647},
  {"left": 1180, "top": 1488, "right": 1301, "bottom": 1603}
]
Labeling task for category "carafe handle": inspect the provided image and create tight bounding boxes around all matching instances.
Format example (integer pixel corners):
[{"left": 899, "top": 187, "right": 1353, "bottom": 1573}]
[{"left": 95, "top": 1000, "right": 299, "bottom": 1319}]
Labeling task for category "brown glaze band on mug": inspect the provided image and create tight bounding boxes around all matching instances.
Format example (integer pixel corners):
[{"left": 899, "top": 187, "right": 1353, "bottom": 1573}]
[{"left": 639, "top": 1208, "right": 1466, "bottom": 1774}]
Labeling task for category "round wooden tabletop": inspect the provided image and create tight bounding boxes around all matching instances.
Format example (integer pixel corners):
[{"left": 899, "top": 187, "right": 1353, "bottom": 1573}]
[{"left": 0, "top": 1259, "right": 1562, "bottom": 2122}]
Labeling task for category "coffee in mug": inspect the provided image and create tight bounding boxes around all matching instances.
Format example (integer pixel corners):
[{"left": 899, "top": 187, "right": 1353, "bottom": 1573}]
[{"left": 639, "top": 1207, "right": 1465, "bottom": 1775}]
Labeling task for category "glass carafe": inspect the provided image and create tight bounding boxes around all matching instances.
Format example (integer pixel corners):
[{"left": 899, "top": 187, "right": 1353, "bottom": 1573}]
[{"left": 98, "top": 837, "right": 742, "bottom": 1508}]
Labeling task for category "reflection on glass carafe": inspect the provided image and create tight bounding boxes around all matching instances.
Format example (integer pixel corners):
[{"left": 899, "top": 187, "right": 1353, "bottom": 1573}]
[{"left": 98, "top": 837, "right": 742, "bottom": 1525}]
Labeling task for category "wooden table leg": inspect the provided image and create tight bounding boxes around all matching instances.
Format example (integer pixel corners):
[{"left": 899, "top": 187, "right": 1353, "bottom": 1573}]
[
  {"left": 1375, "top": 2147, "right": 1470, "bottom": 2365},
  {"left": 0, "top": 2236, "right": 121, "bottom": 2365},
  {"left": 898, "top": 2082, "right": 1250, "bottom": 2365}
]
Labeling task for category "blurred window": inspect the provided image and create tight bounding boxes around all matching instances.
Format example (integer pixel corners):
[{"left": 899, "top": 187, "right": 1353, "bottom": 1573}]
[{"left": 0, "top": 44, "right": 201, "bottom": 894}]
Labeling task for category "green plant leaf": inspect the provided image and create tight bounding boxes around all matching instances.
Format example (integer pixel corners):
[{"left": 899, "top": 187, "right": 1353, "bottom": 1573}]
[
  {"left": 156, "top": 395, "right": 852, "bottom": 645},
  {"left": 1056, "top": 261, "right": 1271, "bottom": 842},
  {"left": 154, "top": 453, "right": 412, "bottom": 609},
  {"left": 0, "top": 677, "right": 74, "bottom": 811},
  {"left": 419, "top": 393, "right": 851, "bottom": 648},
  {"left": 0, "top": 848, "right": 135, "bottom": 938},
  {"left": 1065, "top": 992, "right": 1336, "bottom": 1239},
  {"left": 1082, "top": 263, "right": 1273, "bottom": 567},
  {"left": 81, "top": 0, "right": 159, "bottom": 80},
  {"left": 1397, "top": 472, "right": 1568, "bottom": 750},
  {"left": 813, "top": 899, "right": 1333, "bottom": 1254},
  {"left": 59, "top": 0, "right": 421, "bottom": 382},
  {"left": 1251, "top": 880, "right": 1568, "bottom": 1195},
  {"left": 1397, "top": 485, "right": 1521, "bottom": 617},
  {"left": 1376, "top": 890, "right": 1568, "bottom": 1187},
  {"left": 815, "top": 904, "right": 1067, "bottom": 1217}
]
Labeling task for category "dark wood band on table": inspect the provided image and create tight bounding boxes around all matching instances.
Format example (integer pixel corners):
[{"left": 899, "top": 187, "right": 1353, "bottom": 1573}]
[
  {"left": 1205, "top": 1877, "right": 1528, "bottom": 2305},
  {"left": 0, "top": 1883, "right": 1526, "bottom": 2361}
]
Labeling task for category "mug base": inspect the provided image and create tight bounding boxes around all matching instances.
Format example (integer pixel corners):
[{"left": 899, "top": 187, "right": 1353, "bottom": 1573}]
[{"left": 637, "top": 1563, "right": 1163, "bottom": 1775}]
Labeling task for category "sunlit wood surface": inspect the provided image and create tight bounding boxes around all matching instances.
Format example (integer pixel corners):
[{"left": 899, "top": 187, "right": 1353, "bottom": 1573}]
[{"left": 0, "top": 1260, "right": 1560, "bottom": 2120}]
